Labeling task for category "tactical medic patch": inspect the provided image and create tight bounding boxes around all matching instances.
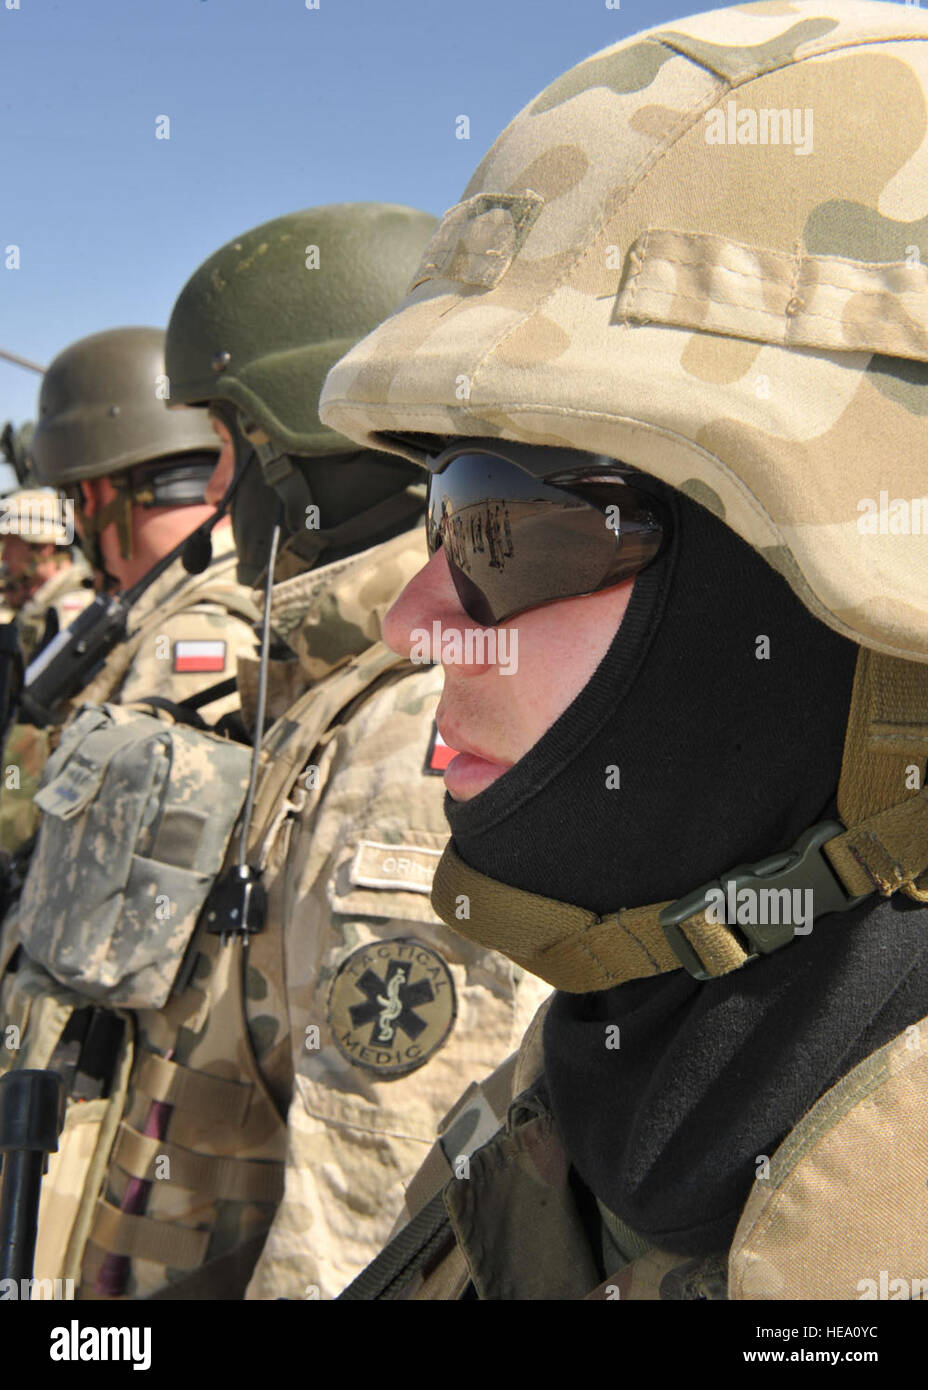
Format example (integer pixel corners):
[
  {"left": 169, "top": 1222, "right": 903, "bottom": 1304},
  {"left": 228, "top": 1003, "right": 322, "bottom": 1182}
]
[
  {"left": 328, "top": 938, "right": 456, "bottom": 1078},
  {"left": 424, "top": 722, "right": 456, "bottom": 774},
  {"left": 173, "top": 639, "right": 226, "bottom": 673}
]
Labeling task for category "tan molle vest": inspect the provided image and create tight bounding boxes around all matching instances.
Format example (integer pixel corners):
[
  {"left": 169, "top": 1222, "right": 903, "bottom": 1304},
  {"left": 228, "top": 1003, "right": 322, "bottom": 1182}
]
[
  {"left": 343, "top": 1001, "right": 928, "bottom": 1302},
  {"left": 0, "top": 641, "right": 409, "bottom": 1299}
]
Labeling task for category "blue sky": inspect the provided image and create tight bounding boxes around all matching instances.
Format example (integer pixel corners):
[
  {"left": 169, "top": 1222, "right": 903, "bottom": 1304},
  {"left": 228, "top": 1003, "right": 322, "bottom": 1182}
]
[
  {"left": 0, "top": 0, "right": 903, "bottom": 489},
  {"left": 0, "top": 0, "right": 691, "bottom": 488}
]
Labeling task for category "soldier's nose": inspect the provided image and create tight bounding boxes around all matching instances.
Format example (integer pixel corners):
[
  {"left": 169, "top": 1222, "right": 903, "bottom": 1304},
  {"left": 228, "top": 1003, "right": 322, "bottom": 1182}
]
[{"left": 383, "top": 550, "right": 464, "bottom": 659}]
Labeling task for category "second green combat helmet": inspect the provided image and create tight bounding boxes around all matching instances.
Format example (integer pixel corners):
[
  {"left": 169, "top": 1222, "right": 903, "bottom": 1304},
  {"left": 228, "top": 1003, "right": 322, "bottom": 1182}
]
[
  {"left": 29, "top": 326, "right": 259, "bottom": 715},
  {"left": 166, "top": 204, "right": 438, "bottom": 587}
]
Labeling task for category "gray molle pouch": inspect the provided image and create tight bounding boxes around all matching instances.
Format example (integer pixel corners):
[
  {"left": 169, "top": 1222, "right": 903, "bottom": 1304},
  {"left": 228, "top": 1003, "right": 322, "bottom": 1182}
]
[{"left": 17, "top": 703, "right": 252, "bottom": 1009}]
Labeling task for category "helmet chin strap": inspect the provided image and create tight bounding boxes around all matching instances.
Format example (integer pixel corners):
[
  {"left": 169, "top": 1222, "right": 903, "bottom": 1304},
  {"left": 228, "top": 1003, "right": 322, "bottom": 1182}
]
[
  {"left": 75, "top": 456, "right": 221, "bottom": 584},
  {"left": 238, "top": 414, "right": 424, "bottom": 572},
  {"left": 240, "top": 422, "right": 316, "bottom": 536},
  {"left": 69, "top": 483, "right": 123, "bottom": 590}
]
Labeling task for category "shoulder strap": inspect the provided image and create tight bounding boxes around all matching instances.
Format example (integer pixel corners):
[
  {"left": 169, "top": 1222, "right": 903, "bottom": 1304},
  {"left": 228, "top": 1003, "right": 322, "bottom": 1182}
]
[
  {"left": 182, "top": 581, "right": 261, "bottom": 627},
  {"left": 336, "top": 1189, "right": 452, "bottom": 1301},
  {"left": 246, "top": 640, "right": 408, "bottom": 864},
  {"left": 823, "top": 648, "right": 928, "bottom": 902}
]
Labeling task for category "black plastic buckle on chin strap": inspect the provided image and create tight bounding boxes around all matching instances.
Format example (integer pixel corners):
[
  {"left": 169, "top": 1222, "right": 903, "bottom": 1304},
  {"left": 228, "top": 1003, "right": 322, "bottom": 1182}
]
[{"left": 658, "top": 820, "right": 872, "bottom": 982}]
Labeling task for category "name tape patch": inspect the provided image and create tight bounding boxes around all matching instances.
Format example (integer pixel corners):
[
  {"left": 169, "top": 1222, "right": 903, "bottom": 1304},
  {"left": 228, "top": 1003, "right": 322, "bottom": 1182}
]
[{"left": 350, "top": 840, "right": 442, "bottom": 895}]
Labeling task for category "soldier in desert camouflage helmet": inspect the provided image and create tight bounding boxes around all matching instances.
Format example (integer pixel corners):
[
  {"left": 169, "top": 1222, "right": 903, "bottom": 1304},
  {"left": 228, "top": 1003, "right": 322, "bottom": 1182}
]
[
  {"left": 0, "top": 487, "right": 93, "bottom": 658},
  {"left": 0, "top": 423, "right": 38, "bottom": 626},
  {"left": 1, "top": 484, "right": 90, "bottom": 639},
  {"left": 0, "top": 487, "right": 94, "bottom": 854},
  {"left": 0, "top": 203, "right": 549, "bottom": 1301},
  {"left": 321, "top": 0, "right": 928, "bottom": 1300}
]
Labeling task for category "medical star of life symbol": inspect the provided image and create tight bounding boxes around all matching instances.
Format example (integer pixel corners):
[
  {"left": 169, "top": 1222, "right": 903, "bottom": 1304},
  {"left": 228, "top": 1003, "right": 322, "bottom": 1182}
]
[{"left": 348, "top": 961, "right": 435, "bottom": 1046}]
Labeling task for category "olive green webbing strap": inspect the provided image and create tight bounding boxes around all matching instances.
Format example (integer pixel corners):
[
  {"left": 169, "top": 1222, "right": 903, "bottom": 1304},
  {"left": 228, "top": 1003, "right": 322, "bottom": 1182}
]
[
  {"left": 337, "top": 1189, "right": 452, "bottom": 1301},
  {"left": 823, "top": 648, "right": 928, "bottom": 902},
  {"left": 432, "top": 651, "right": 928, "bottom": 991},
  {"left": 431, "top": 847, "right": 750, "bottom": 992},
  {"left": 144, "top": 1231, "right": 269, "bottom": 1300},
  {"left": 283, "top": 485, "right": 425, "bottom": 569}
]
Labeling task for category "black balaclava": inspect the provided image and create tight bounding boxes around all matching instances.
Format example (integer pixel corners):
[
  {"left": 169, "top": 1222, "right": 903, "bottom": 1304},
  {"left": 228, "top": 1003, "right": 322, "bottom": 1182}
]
[
  {"left": 445, "top": 478, "right": 928, "bottom": 1258},
  {"left": 214, "top": 403, "right": 423, "bottom": 586}
]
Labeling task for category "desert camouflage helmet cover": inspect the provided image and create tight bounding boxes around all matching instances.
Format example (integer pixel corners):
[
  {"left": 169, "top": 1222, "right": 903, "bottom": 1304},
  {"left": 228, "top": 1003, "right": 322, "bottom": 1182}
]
[
  {"left": 165, "top": 203, "right": 438, "bottom": 457},
  {"left": 320, "top": 0, "right": 928, "bottom": 663},
  {"left": 33, "top": 327, "right": 218, "bottom": 487}
]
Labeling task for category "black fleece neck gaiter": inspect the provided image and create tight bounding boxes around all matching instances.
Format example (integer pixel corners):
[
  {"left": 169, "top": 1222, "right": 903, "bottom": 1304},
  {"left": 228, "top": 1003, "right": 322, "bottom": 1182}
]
[{"left": 444, "top": 482, "right": 928, "bottom": 1257}]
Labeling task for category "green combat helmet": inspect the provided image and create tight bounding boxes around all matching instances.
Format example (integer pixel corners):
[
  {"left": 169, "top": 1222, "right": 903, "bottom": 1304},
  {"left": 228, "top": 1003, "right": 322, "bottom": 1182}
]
[
  {"left": 165, "top": 203, "right": 438, "bottom": 584},
  {"left": 33, "top": 327, "right": 219, "bottom": 569}
]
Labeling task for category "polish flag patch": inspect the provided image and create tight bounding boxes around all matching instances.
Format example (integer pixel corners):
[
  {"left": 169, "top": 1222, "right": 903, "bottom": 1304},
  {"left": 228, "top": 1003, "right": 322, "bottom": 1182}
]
[
  {"left": 425, "top": 723, "right": 457, "bottom": 775},
  {"left": 173, "top": 639, "right": 227, "bottom": 673}
]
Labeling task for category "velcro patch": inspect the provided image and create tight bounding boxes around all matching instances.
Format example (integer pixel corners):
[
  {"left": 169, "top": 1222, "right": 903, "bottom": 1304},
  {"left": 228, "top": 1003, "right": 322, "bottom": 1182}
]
[
  {"left": 350, "top": 840, "right": 443, "bottom": 895},
  {"left": 328, "top": 937, "right": 457, "bottom": 1078},
  {"left": 173, "top": 639, "right": 226, "bottom": 673},
  {"left": 425, "top": 723, "right": 456, "bottom": 775},
  {"left": 409, "top": 191, "right": 544, "bottom": 292}
]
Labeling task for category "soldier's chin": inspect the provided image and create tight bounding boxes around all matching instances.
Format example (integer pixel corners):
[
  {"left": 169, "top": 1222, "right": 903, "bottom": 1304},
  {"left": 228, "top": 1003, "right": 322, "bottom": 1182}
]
[{"left": 444, "top": 752, "right": 511, "bottom": 801}]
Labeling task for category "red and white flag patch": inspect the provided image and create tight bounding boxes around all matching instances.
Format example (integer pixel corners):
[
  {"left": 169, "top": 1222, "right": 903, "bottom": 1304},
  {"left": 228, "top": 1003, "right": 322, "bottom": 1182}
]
[
  {"left": 173, "top": 639, "right": 227, "bottom": 673},
  {"left": 425, "top": 723, "right": 457, "bottom": 775}
]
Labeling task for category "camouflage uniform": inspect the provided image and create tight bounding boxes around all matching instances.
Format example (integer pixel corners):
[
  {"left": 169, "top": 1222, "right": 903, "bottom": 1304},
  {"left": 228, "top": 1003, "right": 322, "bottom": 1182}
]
[
  {"left": 242, "top": 527, "right": 548, "bottom": 1301},
  {"left": 319, "top": 1, "right": 928, "bottom": 1299},
  {"left": 0, "top": 506, "right": 94, "bottom": 854},
  {"left": 0, "top": 528, "right": 255, "bottom": 858},
  {"left": 72, "top": 524, "right": 258, "bottom": 721},
  {"left": 0, "top": 524, "right": 547, "bottom": 1300},
  {"left": 360, "top": 1000, "right": 928, "bottom": 1301},
  {"left": 0, "top": 204, "right": 550, "bottom": 1302}
]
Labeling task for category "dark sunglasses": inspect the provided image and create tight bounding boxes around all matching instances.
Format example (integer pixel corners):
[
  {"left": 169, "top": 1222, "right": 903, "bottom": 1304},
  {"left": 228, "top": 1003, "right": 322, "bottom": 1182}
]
[{"left": 426, "top": 444, "right": 668, "bottom": 625}]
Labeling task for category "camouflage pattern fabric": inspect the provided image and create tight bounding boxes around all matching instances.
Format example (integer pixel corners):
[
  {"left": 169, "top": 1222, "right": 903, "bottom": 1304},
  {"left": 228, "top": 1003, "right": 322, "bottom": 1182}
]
[
  {"left": 16, "top": 702, "right": 253, "bottom": 1010},
  {"left": 0, "top": 526, "right": 256, "bottom": 859},
  {"left": 320, "top": 0, "right": 928, "bottom": 666},
  {"left": 74, "top": 523, "right": 258, "bottom": 720},
  {"left": 0, "top": 555, "right": 94, "bottom": 853},
  {"left": 0, "top": 523, "right": 548, "bottom": 1300},
  {"left": 239, "top": 524, "right": 550, "bottom": 1300},
  {"left": 382, "top": 1005, "right": 928, "bottom": 1301},
  {"left": 0, "top": 722, "right": 49, "bottom": 855}
]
